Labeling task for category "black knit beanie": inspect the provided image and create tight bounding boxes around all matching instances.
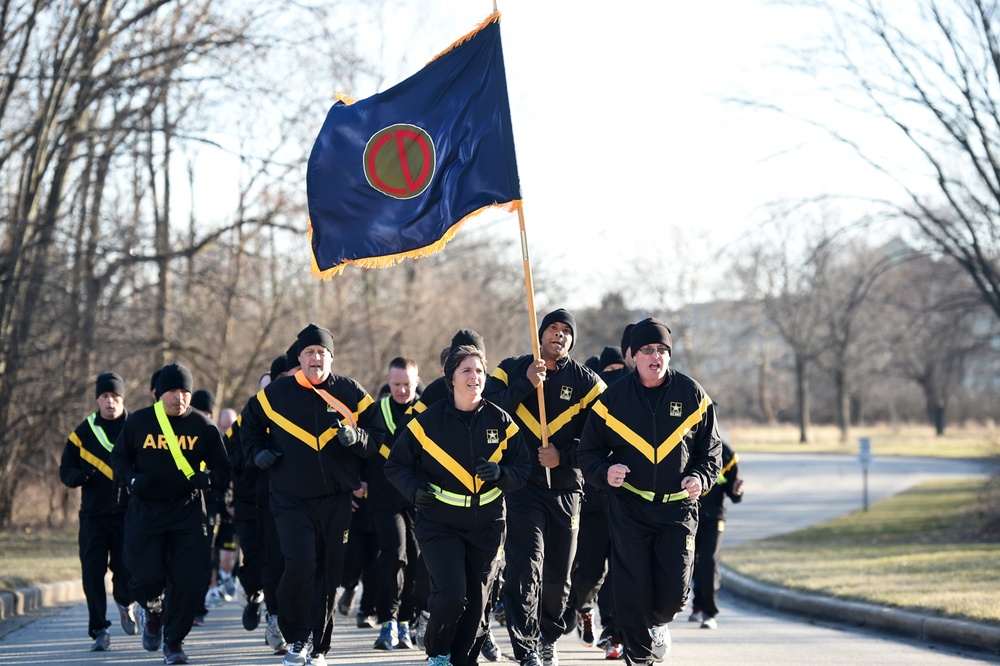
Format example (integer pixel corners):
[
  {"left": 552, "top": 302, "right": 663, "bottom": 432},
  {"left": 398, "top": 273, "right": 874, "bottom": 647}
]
[
  {"left": 191, "top": 389, "right": 216, "bottom": 415},
  {"left": 156, "top": 363, "right": 194, "bottom": 395},
  {"left": 297, "top": 323, "right": 334, "bottom": 354},
  {"left": 620, "top": 323, "right": 635, "bottom": 359},
  {"left": 95, "top": 372, "right": 125, "bottom": 399},
  {"left": 538, "top": 308, "right": 576, "bottom": 351},
  {"left": 630, "top": 317, "right": 672, "bottom": 356},
  {"left": 284, "top": 341, "right": 299, "bottom": 371},
  {"left": 599, "top": 345, "right": 625, "bottom": 370},
  {"left": 269, "top": 355, "right": 287, "bottom": 379},
  {"left": 450, "top": 328, "right": 486, "bottom": 354}
]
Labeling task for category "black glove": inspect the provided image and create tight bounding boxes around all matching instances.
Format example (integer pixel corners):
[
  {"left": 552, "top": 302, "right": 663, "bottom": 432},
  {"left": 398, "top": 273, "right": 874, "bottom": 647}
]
[
  {"left": 130, "top": 474, "right": 152, "bottom": 496},
  {"left": 189, "top": 472, "right": 211, "bottom": 490},
  {"left": 414, "top": 485, "right": 436, "bottom": 509},
  {"left": 475, "top": 457, "right": 502, "bottom": 483},
  {"left": 337, "top": 424, "right": 359, "bottom": 447},
  {"left": 65, "top": 468, "right": 90, "bottom": 487},
  {"left": 253, "top": 449, "right": 281, "bottom": 469}
]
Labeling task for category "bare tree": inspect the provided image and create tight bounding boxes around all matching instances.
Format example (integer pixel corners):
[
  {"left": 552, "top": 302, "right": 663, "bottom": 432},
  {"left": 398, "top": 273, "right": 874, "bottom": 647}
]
[
  {"left": 813, "top": 235, "right": 906, "bottom": 441},
  {"left": 791, "top": 0, "right": 1000, "bottom": 322},
  {"left": 879, "top": 251, "right": 991, "bottom": 434}
]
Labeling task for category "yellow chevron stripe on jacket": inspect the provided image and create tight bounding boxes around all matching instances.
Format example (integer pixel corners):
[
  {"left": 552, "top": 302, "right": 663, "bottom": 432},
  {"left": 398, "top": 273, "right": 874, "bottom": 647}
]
[
  {"left": 592, "top": 395, "right": 713, "bottom": 464},
  {"left": 514, "top": 382, "right": 605, "bottom": 439},
  {"left": 409, "top": 419, "right": 479, "bottom": 493},
  {"left": 407, "top": 420, "right": 518, "bottom": 493},
  {"left": 69, "top": 432, "right": 113, "bottom": 480},
  {"left": 257, "top": 390, "right": 337, "bottom": 451}
]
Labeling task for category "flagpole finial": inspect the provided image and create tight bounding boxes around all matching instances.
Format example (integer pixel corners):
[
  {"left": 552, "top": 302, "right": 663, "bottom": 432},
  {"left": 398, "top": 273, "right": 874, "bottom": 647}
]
[{"left": 493, "top": 1, "right": 498, "bottom": 12}]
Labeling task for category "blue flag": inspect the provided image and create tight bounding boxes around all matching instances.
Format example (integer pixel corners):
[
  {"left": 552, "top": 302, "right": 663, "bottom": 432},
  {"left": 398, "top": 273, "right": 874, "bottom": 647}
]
[{"left": 307, "top": 13, "right": 522, "bottom": 277}]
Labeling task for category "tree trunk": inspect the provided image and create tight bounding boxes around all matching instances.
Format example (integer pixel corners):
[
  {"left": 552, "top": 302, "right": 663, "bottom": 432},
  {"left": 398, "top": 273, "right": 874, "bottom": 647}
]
[{"left": 795, "top": 353, "right": 810, "bottom": 443}]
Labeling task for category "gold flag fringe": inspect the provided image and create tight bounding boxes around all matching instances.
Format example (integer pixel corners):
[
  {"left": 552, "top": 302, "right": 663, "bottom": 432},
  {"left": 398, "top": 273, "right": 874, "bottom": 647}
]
[
  {"left": 309, "top": 199, "right": 523, "bottom": 280},
  {"left": 427, "top": 12, "right": 501, "bottom": 65}
]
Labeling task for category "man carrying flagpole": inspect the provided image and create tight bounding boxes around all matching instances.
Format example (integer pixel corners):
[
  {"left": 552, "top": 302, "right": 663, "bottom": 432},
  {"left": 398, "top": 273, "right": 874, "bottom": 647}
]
[{"left": 484, "top": 309, "right": 606, "bottom": 666}]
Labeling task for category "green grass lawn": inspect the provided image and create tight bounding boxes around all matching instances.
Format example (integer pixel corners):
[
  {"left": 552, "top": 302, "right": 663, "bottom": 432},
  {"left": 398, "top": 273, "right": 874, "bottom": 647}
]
[
  {"left": 724, "top": 477, "right": 1000, "bottom": 626},
  {"left": 730, "top": 423, "right": 1000, "bottom": 458},
  {"left": 0, "top": 525, "right": 80, "bottom": 591}
]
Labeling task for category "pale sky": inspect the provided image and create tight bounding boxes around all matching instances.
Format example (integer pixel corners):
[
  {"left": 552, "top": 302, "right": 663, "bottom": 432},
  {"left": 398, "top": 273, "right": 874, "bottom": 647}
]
[
  {"left": 191, "top": 1, "right": 918, "bottom": 310},
  {"left": 358, "top": 0, "right": 914, "bottom": 309}
]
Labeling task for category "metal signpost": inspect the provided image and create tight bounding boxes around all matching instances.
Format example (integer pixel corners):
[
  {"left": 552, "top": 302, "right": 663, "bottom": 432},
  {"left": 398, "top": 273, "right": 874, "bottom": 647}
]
[{"left": 858, "top": 437, "right": 872, "bottom": 511}]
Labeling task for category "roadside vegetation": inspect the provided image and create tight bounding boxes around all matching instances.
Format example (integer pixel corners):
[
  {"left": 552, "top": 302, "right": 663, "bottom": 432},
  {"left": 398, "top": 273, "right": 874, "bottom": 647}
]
[
  {"left": 731, "top": 424, "right": 1000, "bottom": 459},
  {"left": 725, "top": 476, "right": 1000, "bottom": 626},
  {"left": 0, "top": 526, "right": 79, "bottom": 591}
]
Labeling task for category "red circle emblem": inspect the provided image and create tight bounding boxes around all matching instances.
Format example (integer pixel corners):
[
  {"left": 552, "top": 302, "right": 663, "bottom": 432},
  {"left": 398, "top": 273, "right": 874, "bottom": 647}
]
[{"left": 363, "top": 124, "right": 436, "bottom": 199}]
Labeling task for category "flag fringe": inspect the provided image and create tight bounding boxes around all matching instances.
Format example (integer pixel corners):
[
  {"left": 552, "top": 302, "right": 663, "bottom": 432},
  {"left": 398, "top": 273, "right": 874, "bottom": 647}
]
[
  {"left": 428, "top": 12, "right": 501, "bottom": 65},
  {"left": 309, "top": 199, "right": 522, "bottom": 280}
]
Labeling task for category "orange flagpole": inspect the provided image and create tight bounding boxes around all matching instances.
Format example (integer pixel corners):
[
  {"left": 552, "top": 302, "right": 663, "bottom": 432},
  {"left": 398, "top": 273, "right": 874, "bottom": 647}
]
[{"left": 517, "top": 205, "right": 552, "bottom": 488}]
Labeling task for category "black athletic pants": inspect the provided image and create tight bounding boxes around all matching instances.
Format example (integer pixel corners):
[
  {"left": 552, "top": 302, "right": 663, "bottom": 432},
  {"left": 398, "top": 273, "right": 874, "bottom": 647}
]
[
  {"left": 691, "top": 514, "right": 725, "bottom": 618},
  {"left": 372, "top": 507, "right": 418, "bottom": 625},
  {"left": 258, "top": 501, "right": 284, "bottom": 616},
  {"left": 271, "top": 492, "right": 352, "bottom": 653},
  {"left": 569, "top": 504, "right": 610, "bottom": 614},
  {"left": 79, "top": 511, "right": 131, "bottom": 638},
  {"left": 234, "top": 513, "right": 263, "bottom": 600},
  {"left": 501, "top": 483, "right": 580, "bottom": 661},
  {"left": 607, "top": 493, "right": 697, "bottom": 665},
  {"left": 416, "top": 515, "right": 504, "bottom": 666},
  {"left": 340, "top": 517, "right": 378, "bottom": 618},
  {"left": 124, "top": 495, "right": 208, "bottom": 646}
]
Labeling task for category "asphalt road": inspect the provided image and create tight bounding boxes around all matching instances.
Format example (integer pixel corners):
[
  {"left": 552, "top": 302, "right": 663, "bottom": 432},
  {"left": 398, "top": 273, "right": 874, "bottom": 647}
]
[{"left": 0, "top": 453, "right": 997, "bottom": 665}]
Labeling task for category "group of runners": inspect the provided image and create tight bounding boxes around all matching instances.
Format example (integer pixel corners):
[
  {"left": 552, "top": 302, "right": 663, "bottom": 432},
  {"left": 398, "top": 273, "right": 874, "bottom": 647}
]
[{"left": 60, "top": 309, "right": 744, "bottom": 666}]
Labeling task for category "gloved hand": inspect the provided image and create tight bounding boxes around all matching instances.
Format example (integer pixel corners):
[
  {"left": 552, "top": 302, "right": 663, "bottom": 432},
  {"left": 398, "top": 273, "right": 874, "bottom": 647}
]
[
  {"left": 130, "top": 474, "right": 153, "bottom": 496},
  {"left": 475, "top": 457, "right": 502, "bottom": 483},
  {"left": 189, "top": 472, "right": 211, "bottom": 490},
  {"left": 337, "top": 424, "right": 359, "bottom": 447},
  {"left": 414, "top": 485, "right": 436, "bottom": 509},
  {"left": 253, "top": 449, "right": 281, "bottom": 469},
  {"left": 65, "top": 468, "right": 90, "bottom": 487}
]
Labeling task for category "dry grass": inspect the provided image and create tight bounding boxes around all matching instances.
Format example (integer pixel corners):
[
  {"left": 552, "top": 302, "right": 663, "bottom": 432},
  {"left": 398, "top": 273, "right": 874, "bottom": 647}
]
[
  {"left": 729, "top": 423, "right": 1000, "bottom": 458},
  {"left": 725, "top": 478, "right": 1000, "bottom": 626},
  {"left": 0, "top": 525, "right": 80, "bottom": 591}
]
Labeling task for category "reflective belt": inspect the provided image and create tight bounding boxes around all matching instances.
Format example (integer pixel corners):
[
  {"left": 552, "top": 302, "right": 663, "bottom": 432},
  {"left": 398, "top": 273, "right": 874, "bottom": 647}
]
[
  {"left": 621, "top": 481, "right": 688, "bottom": 503},
  {"left": 154, "top": 401, "right": 195, "bottom": 480},
  {"left": 86, "top": 414, "right": 114, "bottom": 453},
  {"left": 429, "top": 483, "right": 502, "bottom": 508},
  {"left": 379, "top": 397, "right": 397, "bottom": 435}
]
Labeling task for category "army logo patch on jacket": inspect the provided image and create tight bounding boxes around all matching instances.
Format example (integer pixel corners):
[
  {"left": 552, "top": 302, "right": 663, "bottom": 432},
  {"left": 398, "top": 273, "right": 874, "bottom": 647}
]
[
  {"left": 559, "top": 386, "right": 573, "bottom": 401},
  {"left": 669, "top": 402, "right": 683, "bottom": 417},
  {"left": 486, "top": 429, "right": 499, "bottom": 444}
]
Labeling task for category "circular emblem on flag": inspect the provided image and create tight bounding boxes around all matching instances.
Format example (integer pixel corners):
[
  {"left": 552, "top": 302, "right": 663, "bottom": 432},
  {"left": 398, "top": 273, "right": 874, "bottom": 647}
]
[{"left": 364, "top": 124, "right": 436, "bottom": 199}]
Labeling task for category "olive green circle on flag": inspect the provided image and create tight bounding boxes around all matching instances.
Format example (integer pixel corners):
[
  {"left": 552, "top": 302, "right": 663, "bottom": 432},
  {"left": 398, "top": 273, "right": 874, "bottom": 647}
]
[{"left": 364, "top": 124, "right": 437, "bottom": 199}]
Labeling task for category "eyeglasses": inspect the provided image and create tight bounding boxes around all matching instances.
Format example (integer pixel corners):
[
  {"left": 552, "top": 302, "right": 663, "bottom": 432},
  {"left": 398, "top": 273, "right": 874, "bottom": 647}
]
[{"left": 637, "top": 345, "right": 669, "bottom": 357}]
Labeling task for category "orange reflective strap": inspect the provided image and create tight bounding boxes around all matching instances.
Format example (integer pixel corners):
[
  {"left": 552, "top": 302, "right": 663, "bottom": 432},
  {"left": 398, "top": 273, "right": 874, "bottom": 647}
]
[{"left": 293, "top": 370, "right": 357, "bottom": 427}]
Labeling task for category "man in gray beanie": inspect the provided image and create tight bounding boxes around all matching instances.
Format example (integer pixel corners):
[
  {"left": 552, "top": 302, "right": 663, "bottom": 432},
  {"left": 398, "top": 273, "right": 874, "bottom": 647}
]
[
  {"left": 60, "top": 372, "right": 137, "bottom": 652},
  {"left": 578, "top": 317, "right": 721, "bottom": 665},
  {"left": 484, "top": 309, "right": 606, "bottom": 666}
]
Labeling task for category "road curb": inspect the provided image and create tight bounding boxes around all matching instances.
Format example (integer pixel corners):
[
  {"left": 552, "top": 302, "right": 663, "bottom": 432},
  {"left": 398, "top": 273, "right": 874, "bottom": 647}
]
[
  {"left": 0, "top": 580, "right": 84, "bottom": 621},
  {"left": 721, "top": 564, "right": 1000, "bottom": 655}
]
